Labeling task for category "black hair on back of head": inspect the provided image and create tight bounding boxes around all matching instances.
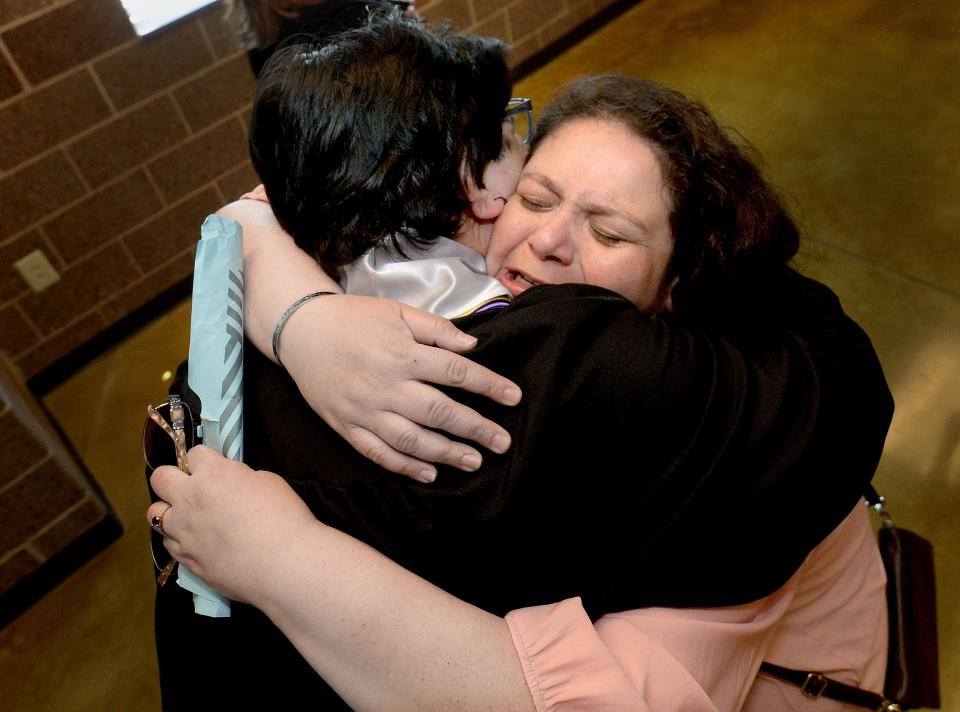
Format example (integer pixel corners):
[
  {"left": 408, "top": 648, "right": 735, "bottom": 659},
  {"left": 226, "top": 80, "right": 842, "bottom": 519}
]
[{"left": 249, "top": 11, "right": 511, "bottom": 272}]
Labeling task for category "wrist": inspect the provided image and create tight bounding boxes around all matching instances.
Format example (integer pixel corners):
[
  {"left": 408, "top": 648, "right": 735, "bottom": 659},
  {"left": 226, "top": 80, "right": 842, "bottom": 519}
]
[
  {"left": 255, "top": 519, "right": 330, "bottom": 614},
  {"left": 272, "top": 291, "right": 337, "bottom": 366}
]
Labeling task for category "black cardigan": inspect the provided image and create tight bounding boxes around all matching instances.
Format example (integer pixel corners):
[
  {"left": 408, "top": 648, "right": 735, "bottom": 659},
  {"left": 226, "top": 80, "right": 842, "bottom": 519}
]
[{"left": 155, "top": 270, "right": 892, "bottom": 710}]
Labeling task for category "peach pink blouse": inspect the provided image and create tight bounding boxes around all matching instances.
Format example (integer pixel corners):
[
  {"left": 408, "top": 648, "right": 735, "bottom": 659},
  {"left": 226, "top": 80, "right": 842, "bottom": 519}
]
[{"left": 505, "top": 501, "right": 887, "bottom": 711}]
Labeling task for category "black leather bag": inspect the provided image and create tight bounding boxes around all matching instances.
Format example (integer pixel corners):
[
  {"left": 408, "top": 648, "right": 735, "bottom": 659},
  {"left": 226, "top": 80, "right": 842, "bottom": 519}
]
[{"left": 874, "top": 497, "right": 941, "bottom": 709}]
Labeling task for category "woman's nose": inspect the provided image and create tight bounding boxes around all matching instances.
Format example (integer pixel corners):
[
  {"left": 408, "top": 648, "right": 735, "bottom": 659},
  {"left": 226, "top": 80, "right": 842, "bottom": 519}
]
[{"left": 527, "top": 215, "right": 574, "bottom": 265}]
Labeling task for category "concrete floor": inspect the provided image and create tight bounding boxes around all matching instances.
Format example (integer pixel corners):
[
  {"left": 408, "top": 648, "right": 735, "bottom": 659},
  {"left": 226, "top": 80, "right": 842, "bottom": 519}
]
[{"left": 2, "top": 0, "right": 957, "bottom": 708}]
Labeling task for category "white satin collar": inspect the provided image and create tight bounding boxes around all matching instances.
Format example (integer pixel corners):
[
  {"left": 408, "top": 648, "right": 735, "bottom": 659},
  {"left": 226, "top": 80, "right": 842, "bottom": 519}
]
[{"left": 340, "top": 236, "right": 509, "bottom": 319}]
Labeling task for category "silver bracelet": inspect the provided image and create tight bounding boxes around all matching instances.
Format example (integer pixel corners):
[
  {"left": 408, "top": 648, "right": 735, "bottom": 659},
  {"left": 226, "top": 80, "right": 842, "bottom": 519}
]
[{"left": 272, "top": 291, "right": 336, "bottom": 365}]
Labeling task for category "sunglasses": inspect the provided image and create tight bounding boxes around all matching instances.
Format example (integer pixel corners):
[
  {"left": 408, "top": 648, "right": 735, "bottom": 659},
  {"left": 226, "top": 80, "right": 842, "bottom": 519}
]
[{"left": 142, "top": 394, "right": 197, "bottom": 585}]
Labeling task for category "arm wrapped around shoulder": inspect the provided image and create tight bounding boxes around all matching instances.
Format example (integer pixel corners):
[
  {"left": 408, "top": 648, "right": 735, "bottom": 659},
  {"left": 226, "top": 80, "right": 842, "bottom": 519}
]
[{"left": 451, "top": 270, "right": 892, "bottom": 617}]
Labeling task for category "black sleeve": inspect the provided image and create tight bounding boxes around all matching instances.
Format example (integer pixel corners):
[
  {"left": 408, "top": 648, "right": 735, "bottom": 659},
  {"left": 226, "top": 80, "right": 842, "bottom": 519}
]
[{"left": 241, "top": 268, "right": 893, "bottom": 618}]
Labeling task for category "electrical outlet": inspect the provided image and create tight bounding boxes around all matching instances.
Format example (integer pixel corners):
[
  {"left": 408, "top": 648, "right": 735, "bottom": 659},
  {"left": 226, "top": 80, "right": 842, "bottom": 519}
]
[{"left": 14, "top": 249, "right": 61, "bottom": 293}]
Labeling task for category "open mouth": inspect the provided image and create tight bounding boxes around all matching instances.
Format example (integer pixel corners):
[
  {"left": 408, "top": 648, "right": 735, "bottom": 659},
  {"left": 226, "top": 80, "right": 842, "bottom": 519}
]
[{"left": 498, "top": 268, "right": 543, "bottom": 297}]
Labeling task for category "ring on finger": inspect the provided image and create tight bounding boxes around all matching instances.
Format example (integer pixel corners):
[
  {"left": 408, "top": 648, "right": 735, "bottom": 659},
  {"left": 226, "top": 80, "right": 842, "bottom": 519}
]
[{"left": 151, "top": 503, "right": 173, "bottom": 535}]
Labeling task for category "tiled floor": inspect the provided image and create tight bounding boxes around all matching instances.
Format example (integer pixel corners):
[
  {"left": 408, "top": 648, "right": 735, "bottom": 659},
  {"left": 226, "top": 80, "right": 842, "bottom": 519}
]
[{"left": 2, "top": 0, "right": 957, "bottom": 708}]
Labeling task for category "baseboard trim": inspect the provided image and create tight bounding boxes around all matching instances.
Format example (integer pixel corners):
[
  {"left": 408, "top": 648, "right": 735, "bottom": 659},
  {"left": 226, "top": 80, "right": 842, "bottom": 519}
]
[
  {"left": 512, "top": 0, "right": 642, "bottom": 80},
  {"left": 27, "top": 276, "right": 193, "bottom": 397},
  {"left": 0, "top": 514, "right": 124, "bottom": 631}
]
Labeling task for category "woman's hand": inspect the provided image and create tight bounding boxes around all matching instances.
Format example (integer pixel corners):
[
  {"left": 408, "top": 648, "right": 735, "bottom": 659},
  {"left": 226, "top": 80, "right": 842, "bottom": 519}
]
[
  {"left": 225, "top": 197, "right": 522, "bottom": 482},
  {"left": 147, "top": 447, "right": 535, "bottom": 712},
  {"left": 148, "top": 446, "right": 314, "bottom": 604},
  {"left": 279, "top": 294, "right": 521, "bottom": 483}
]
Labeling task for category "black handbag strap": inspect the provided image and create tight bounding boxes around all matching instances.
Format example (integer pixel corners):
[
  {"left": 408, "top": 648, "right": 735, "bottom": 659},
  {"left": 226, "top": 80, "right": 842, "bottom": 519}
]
[{"left": 759, "top": 662, "right": 904, "bottom": 710}]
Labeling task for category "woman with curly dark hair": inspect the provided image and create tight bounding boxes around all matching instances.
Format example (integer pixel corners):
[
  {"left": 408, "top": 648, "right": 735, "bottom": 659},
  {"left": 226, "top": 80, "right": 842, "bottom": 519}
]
[
  {"left": 152, "top": 63, "right": 890, "bottom": 712},
  {"left": 486, "top": 73, "right": 802, "bottom": 318}
]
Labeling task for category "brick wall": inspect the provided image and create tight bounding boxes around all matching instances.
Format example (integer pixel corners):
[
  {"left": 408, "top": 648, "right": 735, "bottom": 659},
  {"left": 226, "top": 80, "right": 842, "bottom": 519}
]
[
  {"left": 0, "top": 0, "right": 258, "bottom": 380},
  {"left": 420, "top": 0, "right": 624, "bottom": 66},
  {"left": 0, "top": 0, "right": 623, "bottom": 380}
]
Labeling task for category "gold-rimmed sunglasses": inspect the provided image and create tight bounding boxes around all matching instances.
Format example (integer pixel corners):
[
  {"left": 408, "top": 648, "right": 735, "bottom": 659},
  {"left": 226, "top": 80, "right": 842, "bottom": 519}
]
[{"left": 142, "top": 394, "right": 196, "bottom": 585}]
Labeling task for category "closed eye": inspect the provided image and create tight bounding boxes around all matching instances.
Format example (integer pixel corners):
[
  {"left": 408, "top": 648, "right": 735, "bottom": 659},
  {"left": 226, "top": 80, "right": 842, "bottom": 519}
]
[
  {"left": 519, "top": 195, "right": 551, "bottom": 211},
  {"left": 591, "top": 226, "right": 627, "bottom": 245}
]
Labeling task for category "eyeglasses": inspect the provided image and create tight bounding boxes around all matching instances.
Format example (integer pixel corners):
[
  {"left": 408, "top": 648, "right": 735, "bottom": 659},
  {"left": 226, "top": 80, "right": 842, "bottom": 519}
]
[
  {"left": 142, "top": 394, "right": 196, "bottom": 585},
  {"left": 504, "top": 97, "right": 534, "bottom": 145},
  {"left": 144, "top": 394, "right": 194, "bottom": 473}
]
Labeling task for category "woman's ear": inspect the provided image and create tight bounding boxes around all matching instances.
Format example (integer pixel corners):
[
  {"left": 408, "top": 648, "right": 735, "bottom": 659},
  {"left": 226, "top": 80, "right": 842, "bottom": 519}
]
[
  {"left": 462, "top": 163, "right": 506, "bottom": 221},
  {"left": 660, "top": 275, "right": 679, "bottom": 313}
]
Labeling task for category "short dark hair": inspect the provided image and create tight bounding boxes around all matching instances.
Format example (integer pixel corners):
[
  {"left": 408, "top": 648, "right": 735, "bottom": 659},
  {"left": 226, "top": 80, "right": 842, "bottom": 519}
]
[
  {"left": 249, "top": 12, "right": 511, "bottom": 271},
  {"left": 533, "top": 74, "right": 800, "bottom": 316}
]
